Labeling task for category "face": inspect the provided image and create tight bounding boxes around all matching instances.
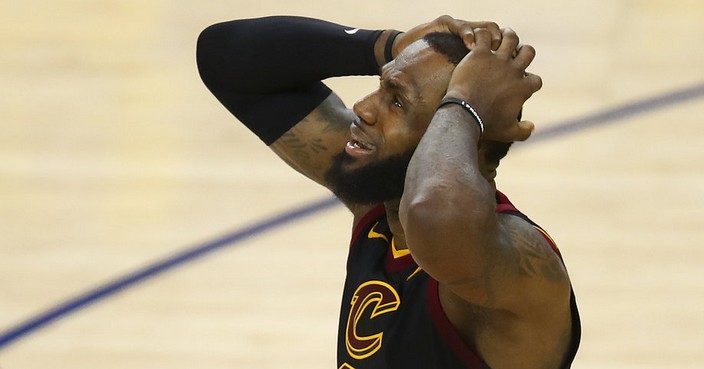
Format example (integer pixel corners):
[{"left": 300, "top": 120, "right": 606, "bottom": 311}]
[{"left": 325, "top": 40, "right": 455, "bottom": 204}]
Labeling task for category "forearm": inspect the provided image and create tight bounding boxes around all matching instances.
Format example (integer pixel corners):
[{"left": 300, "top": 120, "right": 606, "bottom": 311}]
[
  {"left": 400, "top": 105, "right": 497, "bottom": 281},
  {"left": 196, "top": 16, "right": 399, "bottom": 143},
  {"left": 197, "top": 17, "right": 393, "bottom": 92}
]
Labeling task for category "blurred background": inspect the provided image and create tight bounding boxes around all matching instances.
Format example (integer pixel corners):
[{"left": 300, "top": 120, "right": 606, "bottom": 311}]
[{"left": 1, "top": 0, "right": 703, "bottom": 368}]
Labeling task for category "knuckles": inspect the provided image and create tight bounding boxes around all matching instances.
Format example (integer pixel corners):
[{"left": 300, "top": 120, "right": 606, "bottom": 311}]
[{"left": 434, "top": 15, "right": 455, "bottom": 24}]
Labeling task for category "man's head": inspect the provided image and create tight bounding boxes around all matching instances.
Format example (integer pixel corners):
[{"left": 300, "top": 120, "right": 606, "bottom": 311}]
[{"left": 326, "top": 33, "right": 512, "bottom": 205}]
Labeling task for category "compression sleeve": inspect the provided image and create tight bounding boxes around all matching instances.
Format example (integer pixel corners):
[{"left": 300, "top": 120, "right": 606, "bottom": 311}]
[{"left": 196, "top": 16, "right": 383, "bottom": 144}]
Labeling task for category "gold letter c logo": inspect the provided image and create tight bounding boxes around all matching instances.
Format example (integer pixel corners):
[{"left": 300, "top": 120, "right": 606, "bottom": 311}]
[{"left": 345, "top": 281, "right": 401, "bottom": 360}]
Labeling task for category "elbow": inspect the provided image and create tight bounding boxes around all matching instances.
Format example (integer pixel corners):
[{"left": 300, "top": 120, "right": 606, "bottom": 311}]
[
  {"left": 400, "top": 179, "right": 494, "bottom": 235},
  {"left": 400, "top": 197, "right": 463, "bottom": 282},
  {"left": 400, "top": 188, "right": 451, "bottom": 233},
  {"left": 399, "top": 191, "right": 459, "bottom": 267},
  {"left": 196, "top": 21, "right": 247, "bottom": 91},
  {"left": 196, "top": 23, "right": 223, "bottom": 90},
  {"left": 400, "top": 183, "right": 498, "bottom": 282},
  {"left": 400, "top": 184, "right": 444, "bottom": 242}
]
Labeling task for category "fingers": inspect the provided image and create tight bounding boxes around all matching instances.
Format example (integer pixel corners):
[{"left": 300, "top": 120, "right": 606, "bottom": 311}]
[
  {"left": 476, "top": 22, "right": 502, "bottom": 50},
  {"left": 470, "top": 28, "right": 494, "bottom": 51},
  {"left": 512, "top": 43, "right": 522, "bottom": 58},
  {"left": 434, "top": 16, "right": 502, "bottom": 50},
  {"left": 513, "top": 120, "right": 535, "bottom": 141},
  {"left": 464, "top": 22, "right": 501, "bottom": 50},
  {"left": 514, "top": 44, "right": 536, "bottom": 69},
  {"left": 525, "top": 72, "right": 543, "bottom": 94},
  {"left": 458, "top": 27, "right": 477, "bottom": 50},
  {"left": 496, "top": 29, "right": 538, "bottom": 82},
  {"left": 497, "top": 28, "right": 519, "bottom": 59}
]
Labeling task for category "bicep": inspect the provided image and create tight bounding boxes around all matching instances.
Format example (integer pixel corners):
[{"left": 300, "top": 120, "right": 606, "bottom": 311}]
[{"left": 269, "top": 92, "right": 354, "bottom": 187}]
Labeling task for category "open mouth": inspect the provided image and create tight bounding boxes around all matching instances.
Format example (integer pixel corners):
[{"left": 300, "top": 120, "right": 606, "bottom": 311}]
[
  {"left": 345, "top": 139, "right": 375, "bottom": 156},
  {"left": 345, "top": 123, "right": 376, "bottom": 156},
  {"left": 347, "top": 139, "right": 372, "bottom": 150}
]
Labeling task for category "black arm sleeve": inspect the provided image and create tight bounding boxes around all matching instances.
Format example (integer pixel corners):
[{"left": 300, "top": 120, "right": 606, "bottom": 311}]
[{"left": 196, "top": 16, "right": 383, "bottom": 144}]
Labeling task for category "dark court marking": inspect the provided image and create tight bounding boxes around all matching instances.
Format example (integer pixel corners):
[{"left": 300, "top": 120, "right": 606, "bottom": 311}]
[
  {"left": 0, "top": 197, "right": 340, "bottom": 349},
  {"left": 527, "top": 82, "right": 704, "bottom": 143},
  {"left": 1, "top": 81, "right": 703, "bottom": 350}
]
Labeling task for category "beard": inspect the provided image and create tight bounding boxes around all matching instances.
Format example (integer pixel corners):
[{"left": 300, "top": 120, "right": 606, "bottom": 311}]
[{"left": 324, "top": 149, "right": 415, "bottom": 205}]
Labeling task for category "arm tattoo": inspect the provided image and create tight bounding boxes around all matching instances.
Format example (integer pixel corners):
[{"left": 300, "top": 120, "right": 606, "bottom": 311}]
[
  {"left": 283, "top": 103, "right": 348, "bottom": 156},
  {"left": 507, "top": 225, "right": 566, "bottom": 281},
  {"left": 273, "top": 103, "right": 350, "bottom": 176},
  {"left": 279, "top": 129, "right": 328, "bottom": 161}
]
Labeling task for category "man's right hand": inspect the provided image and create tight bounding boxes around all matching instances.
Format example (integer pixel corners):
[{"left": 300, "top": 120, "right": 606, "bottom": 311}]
[{"left": 391, "top": 15, "right": 504, "bottom": 59}]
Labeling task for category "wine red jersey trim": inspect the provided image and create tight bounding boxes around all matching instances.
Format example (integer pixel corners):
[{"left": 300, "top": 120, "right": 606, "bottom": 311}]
[{"left": 427, "top": 279, "right": 487, "bottom": 368}]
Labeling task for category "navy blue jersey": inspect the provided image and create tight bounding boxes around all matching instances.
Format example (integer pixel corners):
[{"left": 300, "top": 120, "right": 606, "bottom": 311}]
[{"left": 337, "top": 192, "right": 580, "bottom": 369}]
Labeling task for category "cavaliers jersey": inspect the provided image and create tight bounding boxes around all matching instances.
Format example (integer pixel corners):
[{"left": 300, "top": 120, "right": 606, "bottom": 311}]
[{"left": 337, "top": 191, "right": 581, "bottom": 369}]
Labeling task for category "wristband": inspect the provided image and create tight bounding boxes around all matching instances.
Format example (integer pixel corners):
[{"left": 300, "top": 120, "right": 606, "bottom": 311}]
[
  {"left": 437, "top": 97, "right": 485, "bottom": 135},
  {"left": 384, "top": 30, "right": 403, "bottom": 63}
]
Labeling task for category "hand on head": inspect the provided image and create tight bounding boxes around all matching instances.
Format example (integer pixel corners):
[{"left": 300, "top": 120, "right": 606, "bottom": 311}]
[
  {"left": 444, "top": 27, "right": 541, "bottom": 142},
  {"left": 391, "top": 15, "right": 504, "bottom": 59},
  {"left": 393, "top": 16, "right": 541, "bottom": 143}
]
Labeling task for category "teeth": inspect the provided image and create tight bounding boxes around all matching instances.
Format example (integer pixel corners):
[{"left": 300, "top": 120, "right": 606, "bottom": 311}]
[
  {"left": 351, "top": 140, "right": 365, "bottom": 149},
  {"left": 348, "top": 138, "right": 373, "bottom": 152}
]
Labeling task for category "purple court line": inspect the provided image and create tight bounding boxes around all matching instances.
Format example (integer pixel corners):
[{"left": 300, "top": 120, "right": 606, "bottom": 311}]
[
  {"left": 0, "top": 196, "right": 341, "bottom": 349},
  {"left": 1, "top": 81, "right": 703, "bottom": 350},
  {"left": 527, "top": 82, "right": 704, "bottom": 143}
]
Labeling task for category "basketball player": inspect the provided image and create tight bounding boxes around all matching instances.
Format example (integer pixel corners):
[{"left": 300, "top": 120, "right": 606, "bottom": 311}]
[{"left": 196, "top": 15, "right": 580, "bottom": 369}]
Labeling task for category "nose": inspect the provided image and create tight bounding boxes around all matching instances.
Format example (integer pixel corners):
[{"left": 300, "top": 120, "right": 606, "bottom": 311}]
[{"left": 352, "top": 91, "right": 379, "bottom": 126}]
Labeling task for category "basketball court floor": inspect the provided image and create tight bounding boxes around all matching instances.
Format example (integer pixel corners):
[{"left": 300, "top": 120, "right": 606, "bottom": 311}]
[{"left": 1, "top": 1, "right": 703, "bottom": 368}]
